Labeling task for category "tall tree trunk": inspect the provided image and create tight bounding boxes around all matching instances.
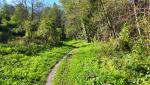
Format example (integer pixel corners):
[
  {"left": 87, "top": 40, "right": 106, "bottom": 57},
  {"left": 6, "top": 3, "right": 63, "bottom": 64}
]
[
  {"left": 30, "top": 1, "right": 34, "bottom": 40},
  {"left": 81, "top": 19, "right": 90, "bottom": 42},
  {"left": 99, "top": 0, "right": 116, "bottom": 38},
  {"left": 133, "top": 0, "right": 141, "bottom": 36},
  {"left": 81, "top": 19, "right": 87, "bottom": 40},
  {"left": 31, "top": 3, "right": 34, "bottom": 21}
]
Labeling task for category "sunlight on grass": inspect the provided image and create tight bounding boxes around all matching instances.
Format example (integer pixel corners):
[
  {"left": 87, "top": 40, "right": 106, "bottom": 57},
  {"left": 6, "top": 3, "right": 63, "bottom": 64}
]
[
  {"left": 0, "top": 40, "right": 80, "bottom": 85},
  {"left": 53, "top": 41, "right": 150, "bottom": 85}
]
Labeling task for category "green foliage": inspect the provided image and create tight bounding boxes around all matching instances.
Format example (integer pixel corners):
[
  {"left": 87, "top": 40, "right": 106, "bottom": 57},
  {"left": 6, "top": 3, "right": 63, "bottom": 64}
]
[
  {"left": 0, "top": 32, "right": 13, "bottom": 42},
  {"left": 0, "top": 4, "right": 14, "bottom": 20},
  {"left": 61, "top": 0, "right": 91, "bottom": 40},
  {"left": 114, "top": 23, "right": 131, "bottom": 51},
  {"left": 119, "top": 23, "right": 130, "bottom": 42},
  {"left": 23, "top": 20, "right": 32, "bottom": 39},
  {"left": 34, "top": 4, "right": 63, "bottom": 44},
  {"left": 11, "top": 3, "right": 28, "bottom": 24},
  {"left": 0, "top": 0, "right": 149, "bottom": 84},
  {"left": 54, "top": 41, "right": 149, "bottom": 85},
  {"left": 0, "top": 2, "right": 63, "bottom": 44},
  {"left": 0, "top": 41, "right": 75, "bottom": 85},
  {"left": 1, "top": 18, "right": 8, "bottom": 30},
  {"left": 37, "top": 19, "right": 59, "bottom": 44}
]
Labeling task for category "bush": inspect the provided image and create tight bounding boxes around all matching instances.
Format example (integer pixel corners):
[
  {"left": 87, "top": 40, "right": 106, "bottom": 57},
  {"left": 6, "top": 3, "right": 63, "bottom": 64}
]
[
  {"left": 36, "top": 20, "right": 60, "bottom": 45},
  {"left": 23, "top": 20, "right": 32, "bottom": 39},
  {"left": 114, "top": 23, "right": 131, "bottom": 52},
  {"left": 0, "top": 32, "right": 14, "bottom": 43}
]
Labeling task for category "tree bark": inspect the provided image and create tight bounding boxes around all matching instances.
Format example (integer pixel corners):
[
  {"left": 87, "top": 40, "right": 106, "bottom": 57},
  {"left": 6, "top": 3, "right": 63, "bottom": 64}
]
[
  {"left": 81, "top": 19, "right": 91, "bottom": 42},
  {"left": 99, "top": 0, "right": 116, "bottom": 38},
  {"left": 133, "top": 0, "right": 141, "bottom": 36},
  {"left": 31, "top": 2, "right": 34, "bottom": 21}
]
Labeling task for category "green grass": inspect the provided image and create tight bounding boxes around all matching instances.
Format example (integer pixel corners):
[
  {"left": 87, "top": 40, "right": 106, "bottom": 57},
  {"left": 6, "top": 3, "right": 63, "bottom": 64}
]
[
  {"left": 53, "top": 41, "right": 99, "bottom": 85},
  {"left": 1, "top": 40, "right": 149, "bottom": 85},
  {"left": 0, "top": 41, "right": 81, "bottom": 85},
  {"left": 53, "top": 41, "right": 150, "bottom": 85}
]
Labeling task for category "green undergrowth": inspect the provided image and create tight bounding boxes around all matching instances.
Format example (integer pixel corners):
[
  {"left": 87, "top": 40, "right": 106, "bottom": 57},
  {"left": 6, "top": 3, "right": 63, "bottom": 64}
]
[
  {"left": 0, "top": 40, "right": 81, "bottom": 85},
  {"left": 63, "top": 40, "right": 89, "bottom": 48},
  {"left": 53, "top": 41, "right": 150, "bottom": 85}
]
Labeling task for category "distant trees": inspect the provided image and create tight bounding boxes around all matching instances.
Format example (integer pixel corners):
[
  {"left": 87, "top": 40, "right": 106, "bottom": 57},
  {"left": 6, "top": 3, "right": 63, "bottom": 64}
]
[
  {"left": 12, "top": 3, "right": 28, "bottom": 23},
  {"left": 60, "top": 0, "right": 148, "bottom": 43},
  {"left": 10, "top": 3, "right": 28, "bottom": 36},
  {"left": 61, "top": 0, "right": 92, "bottom": 42},
  {"left": 36, "top": 3, "right": 63, "bottom": 44},
  {"left": 0, "top": 0, "right": 149, "bottom": 51},
  {"left": 0, "top": 4, "right": 14, "bottom": 20},
  {"left": 0, "top": 0, "right": 64, "bottom": 45},
  {"left": 59, "top": 0, "right": 149, "bottom": 54}
]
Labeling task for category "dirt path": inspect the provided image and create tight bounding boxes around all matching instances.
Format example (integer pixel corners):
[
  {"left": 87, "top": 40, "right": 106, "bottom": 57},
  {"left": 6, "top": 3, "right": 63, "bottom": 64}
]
[{"left": 45, "top": 48, "right": 77, "bottom": 85}]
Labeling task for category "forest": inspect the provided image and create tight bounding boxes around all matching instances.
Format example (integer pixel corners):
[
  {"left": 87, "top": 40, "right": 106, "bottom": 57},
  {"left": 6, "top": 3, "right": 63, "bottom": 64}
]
[{"left": 0, "top": 0, "right": 150, "bottom": 85}]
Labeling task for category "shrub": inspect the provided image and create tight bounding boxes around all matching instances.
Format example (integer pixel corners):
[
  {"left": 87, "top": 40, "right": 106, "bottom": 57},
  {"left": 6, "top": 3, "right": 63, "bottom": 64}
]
[
  {"left": 114, "top": 23, "right": 131, "bottom": 52},
  {"left": 36, "top": 20, "right": 60, "bottom": 45},
  {"left": 23, "top": 20, "right": 32, "bottom": 39}
]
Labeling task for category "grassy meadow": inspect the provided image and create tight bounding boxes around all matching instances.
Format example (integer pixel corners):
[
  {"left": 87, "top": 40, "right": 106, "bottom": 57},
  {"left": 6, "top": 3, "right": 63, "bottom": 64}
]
[
  {"left": 53, "top": 41, "right": 150, "bottom": 85},
  {"left": 0, "top": 0, "right": 150, "bottom": 85},
  {"left": 0, "top": 41, "right": 77, "bottom": 85}
]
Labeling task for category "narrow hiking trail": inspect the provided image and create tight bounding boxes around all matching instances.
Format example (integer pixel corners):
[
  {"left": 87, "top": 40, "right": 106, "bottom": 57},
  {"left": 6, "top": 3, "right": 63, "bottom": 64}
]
[{"left": 45, "top": 48, "right": 77, "bottom": 85}]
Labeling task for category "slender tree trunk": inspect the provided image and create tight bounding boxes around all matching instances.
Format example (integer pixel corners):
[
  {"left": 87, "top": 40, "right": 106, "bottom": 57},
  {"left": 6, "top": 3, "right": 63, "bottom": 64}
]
[
  {"left": 31, "top": 3, "right": 34, "bottom": 21},
  {"left": 81, "top": 19, "right": 87, "bottom": 40},
  {"left": 99, "top": 0, "right": 116, "bottom": 38},
  {"left": 24, "top": 0, "right": 28, "bottom": 11},
  {"left": 81, "top": 19, "right": 89, "bottom": 42},
  {"left": 133, "top": 0, "right": 141, "bottom": 36},
  {"left": 30, "top": 1, "right": 34, "bottom": 40}
]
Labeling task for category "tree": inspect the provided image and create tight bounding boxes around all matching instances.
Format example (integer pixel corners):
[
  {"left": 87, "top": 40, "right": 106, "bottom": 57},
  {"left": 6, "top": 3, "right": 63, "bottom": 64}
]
[
  {"left": 37, "top": 4, "right": 62, "bottom": 44},
  {"left": 61, "top": 0, "right": 91, "bottom": 42},
  {"left": 11, "top": 3, "right": 28, "bottom": 23},
  {"left": 10, "top": 3, "right": 28, "bottom": 36},
  {"left": 0, "top": 4, "right": 15, "bottom": 20}
]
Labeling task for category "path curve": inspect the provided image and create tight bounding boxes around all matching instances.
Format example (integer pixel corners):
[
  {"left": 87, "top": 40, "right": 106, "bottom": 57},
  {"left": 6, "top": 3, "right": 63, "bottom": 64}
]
[{"left": 45, "top": 48, "right": 77, "bottom": 85}]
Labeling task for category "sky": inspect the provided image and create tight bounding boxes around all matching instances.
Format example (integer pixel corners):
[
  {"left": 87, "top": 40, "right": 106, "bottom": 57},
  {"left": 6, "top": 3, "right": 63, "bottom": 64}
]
[
  {"left": 46, "top": 0, "right": 60, "bottom": 5},
  {"left": 3, "top": 0, "right": 60, "bottom": 6}
]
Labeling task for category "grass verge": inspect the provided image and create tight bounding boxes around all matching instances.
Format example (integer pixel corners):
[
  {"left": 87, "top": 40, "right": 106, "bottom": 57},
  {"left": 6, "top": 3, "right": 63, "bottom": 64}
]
[
  {"left": 0, "top": 40, "right": 81, "bottom": 85},
  {"left": 53, "top": 41, "right": 150, "bottom": 85}
]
